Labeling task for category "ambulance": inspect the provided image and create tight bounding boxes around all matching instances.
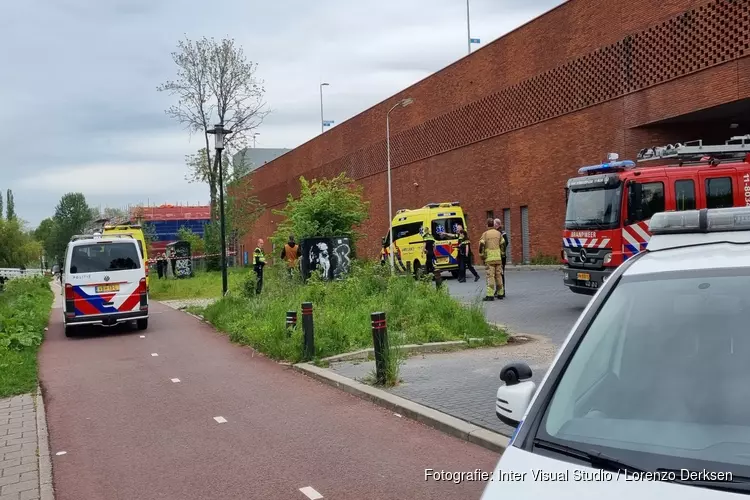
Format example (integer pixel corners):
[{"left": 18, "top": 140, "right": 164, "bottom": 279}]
[
  {"left": 103, "top": 223, "right": 150, "bottom": 287},
  {"left": 62, "top": 234, "right": 149, "bottom": 337},
  {"left": 384, "top": 202, "right": 467, "bottom": 277}
]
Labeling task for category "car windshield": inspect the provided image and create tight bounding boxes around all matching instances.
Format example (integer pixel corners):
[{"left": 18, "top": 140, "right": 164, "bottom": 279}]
[
  {"left": 70, "top": 242, "right": 141, "bottom": 273},
  {"left": 565, "top": 186, "right": 621, "bottom": 229},
  {"left": 539, "top": 269, "right": 750, "bottom": 477}
]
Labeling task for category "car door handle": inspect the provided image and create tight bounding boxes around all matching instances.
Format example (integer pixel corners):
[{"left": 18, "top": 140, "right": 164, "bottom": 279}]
[{"left": 102, "top": 301, "right": 114, "bottom": 306}]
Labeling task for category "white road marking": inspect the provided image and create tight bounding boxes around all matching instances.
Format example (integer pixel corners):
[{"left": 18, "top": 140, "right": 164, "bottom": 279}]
[
  {"left": 55, "top": 451, "right": 67, "bottom": 456},
  {"left": 171, "top": 378, "right": 181, "bottom": 383},
  {"left": 139, "top": 335, "right": 145, "bottom": 338},
  {"left": 299, "top": 486, "right": 323, "bottom": 500},
  {"left": 213, "top": 416, "right": 227, "bottom": 423},
  {"left": 393, "top": 413, "right": 402, "bottom": 418},
  {"left": 151, "top": 353, "right": 158, "bottom": 357}
]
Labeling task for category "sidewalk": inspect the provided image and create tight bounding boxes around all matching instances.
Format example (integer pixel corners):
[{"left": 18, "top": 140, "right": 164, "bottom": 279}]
[
  {"left": 0, "top": 393, "right": 52, "bottom": 500},
  {"left": 327, "top": 335, "right": 557, "bottom": 436}
]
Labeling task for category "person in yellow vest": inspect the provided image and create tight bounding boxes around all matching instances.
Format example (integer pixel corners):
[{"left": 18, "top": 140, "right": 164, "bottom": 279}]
[
  {"left": 479, "top": 218, "right": 504, "bottom": 301},
  {"left": 280, "top": 235, "right": 299, "bottom": 277},
  {"left": 253, "top": 239, "right": 267, "bottom": 295},
  {"left": 380, "top": 236, "right": 389, "bottom": 266}
]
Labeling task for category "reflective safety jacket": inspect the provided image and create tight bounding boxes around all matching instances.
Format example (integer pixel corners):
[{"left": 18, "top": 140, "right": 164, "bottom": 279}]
[
  {"left": 253, "top": 247, "right": 266, "bottom": 268},
  {"left": 479, "top": 229, "right": 503, "bottom": 263}
]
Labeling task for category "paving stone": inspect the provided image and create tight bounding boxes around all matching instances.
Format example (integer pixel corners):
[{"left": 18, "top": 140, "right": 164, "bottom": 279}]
[
  {"left": 20, "top": 490, "right": 40, "bottom": 500},
  {"left": 1, "top": 479, "right": 38, "bottom": 495},
  {"left": 3, "top": 463, "right": 37, "bottom": 477}
]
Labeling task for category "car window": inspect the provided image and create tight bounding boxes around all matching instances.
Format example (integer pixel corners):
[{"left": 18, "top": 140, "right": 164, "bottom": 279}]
[
  {"left": 70, "top": 242, "right": 141, "bottom": 273},
  {"left": 391, "top": 222, "right": 422, "bottom": 243},
  {"left": 674, "top": 179, "right": 696, "bottom": 211},
  {"left": 432, "top": 217, "right": 463, "bottom": 240},
  {"left": 638, "top": 181, "right": 665, "bottom": 221},
  {"left": 540, "top": 271, "right": 750, "bottom": 472},
  {"left": 706, "top": 177, "right": 733, "bottom": 209}
]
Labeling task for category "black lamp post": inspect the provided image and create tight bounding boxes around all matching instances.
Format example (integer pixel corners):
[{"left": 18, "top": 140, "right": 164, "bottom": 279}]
[{"left": 207, "top": 122, "right": 232, "bottom": 296}]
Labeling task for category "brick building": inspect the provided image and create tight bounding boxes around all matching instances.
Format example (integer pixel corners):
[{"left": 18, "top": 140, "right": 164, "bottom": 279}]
[
  {"left": 236, "top": 0, "right": 750, "bottom": 264},
  {"left": 132, "top": 205, "right": 211, "bottom": 254}
]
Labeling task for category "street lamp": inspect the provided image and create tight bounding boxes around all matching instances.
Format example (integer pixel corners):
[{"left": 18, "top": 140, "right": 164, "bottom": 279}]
[
  {"left": 207, "top": 122, "right": 232, "bottom": 296},
  {"left": 252, "top": 132, "right": 259, "bottom": 148},
  {"left": 466, "top": 0, "right": 471, "bottom": 54},
  {"left": 320, "top": 82, "right": 329, "bottom": 134},
  {"left": 386, "top": 97, "right": 414, "bottom": 272}
]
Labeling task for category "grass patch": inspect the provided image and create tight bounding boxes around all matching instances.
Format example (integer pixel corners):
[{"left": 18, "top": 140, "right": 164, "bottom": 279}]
[
  {"left": 530, "top": 253, "right": 561, "bottom": 265},
  {"left": 200, "top": 261, "right": 507, "bottom": 366},
  {"left": 149, "top": 268, "right": 247, "bottom": 300},
  {"left": 0, "top": 276, "right": 54, "bottom": 398}
]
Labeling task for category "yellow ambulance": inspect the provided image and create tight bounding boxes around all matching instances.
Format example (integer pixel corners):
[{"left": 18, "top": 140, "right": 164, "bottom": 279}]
[
  {"left": 102, "top": 224, "right": 150, "bottom": 287},
  {"left": 384, "top": 202, "right": 467, "bottom": 277}
]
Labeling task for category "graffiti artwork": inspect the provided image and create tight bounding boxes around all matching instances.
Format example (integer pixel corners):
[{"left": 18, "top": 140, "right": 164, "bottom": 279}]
[
  {"left": 332, "top": 238, "right": 351, "bottom": 280},
  {"left": 300, "top": 237, "right": 352, "bottom": 281}
]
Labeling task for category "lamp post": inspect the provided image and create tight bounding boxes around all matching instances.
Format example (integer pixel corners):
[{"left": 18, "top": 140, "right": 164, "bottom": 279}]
[
  {"left": 207, "top": 122, "right": 232, "bottom": 296},
  {"left": 386, "top": 97, "right": 414, "bottom": 272},
  {"left": 466, "top": 0, "right": 472, "bottom": 55},
  {"left": 252, "top": 133, "right": 259, "bottom": 148},
  {"left": 320, "top": 82, "right": 329, "bottom": 134}
]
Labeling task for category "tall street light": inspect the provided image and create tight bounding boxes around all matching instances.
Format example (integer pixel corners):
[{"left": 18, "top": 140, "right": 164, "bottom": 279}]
[
  {"left": 207, "top": 122, "right": 232, "bottom": 296},
  {"left": 386, "top": 97, "right": 414, "bottom": 272},
  {"left": 320, "top": 82, "right": 329, "bottom": 134},
  {"left": 466, "top": 0, "right": 472, "bottom": 54},
  {"left": 252, "top": 132, "right": 259, "bottom": 148}
]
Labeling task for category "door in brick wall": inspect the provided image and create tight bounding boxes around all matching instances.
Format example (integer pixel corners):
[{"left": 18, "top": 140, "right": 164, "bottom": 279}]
[
  {"left": 503, "top": 208, "right": 512, "bottom": 264},
  {"left": 521, "top": 206, "right": 530, "bottom": 264}
]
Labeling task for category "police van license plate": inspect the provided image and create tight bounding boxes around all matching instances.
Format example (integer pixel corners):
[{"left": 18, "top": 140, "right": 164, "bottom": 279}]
[
  {"left": 95, "top": 284, "right": 120, "bottom": 293},
  {"left": 436, "top": 257, "right": 449, "bottom": 264},
  {"left": 577, "top": 272, "right": 590, "bottom": 281}
]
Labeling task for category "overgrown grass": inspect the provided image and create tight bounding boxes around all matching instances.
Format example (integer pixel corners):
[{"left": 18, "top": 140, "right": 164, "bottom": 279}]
[
  {"left": 0, "top": 276, "right": 54, "bottom": 398},
  {"left": 530, "top": 253, "right": 561, "bottom": 265},
  {"left": 148, "top": 268, "right": 247, "bottom": 300},
  {"left": 197, "top": 261, "right": 507, "bottom": 366}
]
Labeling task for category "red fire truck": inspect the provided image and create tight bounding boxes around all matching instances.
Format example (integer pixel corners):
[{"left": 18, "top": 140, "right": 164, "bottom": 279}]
[{"left": 562, "top": 135, "right": 750, "bottom": 295}]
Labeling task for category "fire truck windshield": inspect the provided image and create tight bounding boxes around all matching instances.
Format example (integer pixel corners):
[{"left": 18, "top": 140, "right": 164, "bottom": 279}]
[{"left": 565, "top": 185, "right": 622, "bottom": 229}]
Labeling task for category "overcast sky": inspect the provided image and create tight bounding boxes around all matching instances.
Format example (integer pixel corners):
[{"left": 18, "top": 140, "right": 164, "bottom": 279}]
[{"left": 1, "top": 0, "right": 563, "bottom": 227}]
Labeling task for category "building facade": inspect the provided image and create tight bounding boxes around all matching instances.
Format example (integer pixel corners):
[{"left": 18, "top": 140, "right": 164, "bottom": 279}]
[
  {"left": 237, "top": 0, "right": 750, "bottom": 263},
  {"left": 133, "top": 205, "right": 211, "bottom": 254}
]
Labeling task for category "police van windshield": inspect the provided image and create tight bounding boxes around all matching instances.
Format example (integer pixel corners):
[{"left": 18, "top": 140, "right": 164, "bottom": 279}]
[
  {"left": 538, "top": 269, "right": 750, "bottom": 483},
  {"left": 70, "top": 242, "right": 141, "bottom": 273},
  {"left": 565, "top": 186, "right": 622, "bottom": 230}
]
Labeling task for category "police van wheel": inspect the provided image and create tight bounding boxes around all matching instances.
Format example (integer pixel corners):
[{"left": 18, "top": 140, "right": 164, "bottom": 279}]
[
  {"left": 137, "top": 318, "right": 149, "bottom": 331},
  {"left": 64, "top": 324, "right": 76, "bottom": 338}
]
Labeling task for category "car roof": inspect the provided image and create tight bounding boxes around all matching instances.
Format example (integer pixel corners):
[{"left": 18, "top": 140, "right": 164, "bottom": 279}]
[
  {"left": 69, "top": 237, "right": 138, "bottom": 247},
  {"left": 625, "top": 231, "right": 750, "bottom": 276}
]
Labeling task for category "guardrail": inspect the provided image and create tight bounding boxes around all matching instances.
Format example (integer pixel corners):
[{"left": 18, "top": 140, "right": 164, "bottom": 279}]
[{"left": 0, "top": 268, "right": 45, "bottom": 280}]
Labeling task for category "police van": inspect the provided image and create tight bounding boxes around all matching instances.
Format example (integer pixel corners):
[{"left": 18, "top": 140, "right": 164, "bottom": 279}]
[
  {"left": 384, "top": 202, "right": 467, "bottom": 277},
  {"left": 483, "top": 206, "right": 750, "bottom": 499},
  {"left": 62, "top": 233, "right": 149, "bottom": 337}
]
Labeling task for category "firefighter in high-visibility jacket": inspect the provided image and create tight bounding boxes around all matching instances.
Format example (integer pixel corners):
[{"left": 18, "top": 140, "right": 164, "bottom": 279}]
[
  {"left": 253, "top": 239, "right": 266, "bottom": 295},
  {"left": 479, "top": 218, "right": 504, "bottom": 301}
]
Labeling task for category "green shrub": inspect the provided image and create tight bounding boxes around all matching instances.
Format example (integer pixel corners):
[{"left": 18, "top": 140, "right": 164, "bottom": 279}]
[
  {"left": 0, "top": 276, "right": 53, "bottom": 351},
  {"left": 199, "top": 261, "right": 507, "bottom": 363}
]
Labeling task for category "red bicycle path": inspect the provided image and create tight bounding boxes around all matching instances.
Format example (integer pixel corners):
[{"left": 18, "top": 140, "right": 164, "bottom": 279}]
[{"left": 39, "top": 297, "right": 497, "bottom": 500}]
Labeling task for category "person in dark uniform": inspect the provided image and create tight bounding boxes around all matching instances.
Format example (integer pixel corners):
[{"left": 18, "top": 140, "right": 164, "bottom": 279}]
[
  {"left": 421, "top": 226, "right": 442, "bottom": 289},
  {"left": 457, "top": 229, "right": 480, "bottom": 283},
  {"left": 493, "top": 219, "right": 509, "bottom": 297},
  {"left": 253, "top": 239, "right": 267, "bottom": 295},
  {"left": 380, "top": 236, "right": 389, "bottom": 266}
]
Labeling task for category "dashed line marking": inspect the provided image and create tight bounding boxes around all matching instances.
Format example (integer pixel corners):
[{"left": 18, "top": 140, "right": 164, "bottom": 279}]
[
  {"left": 213, "top": 416, "right": 227, "bottom": 423},
  {"left": 55, "top": 451, "right": 67, "bottom": 456},
  {"left": 299, "top": 486, "right": 323, "bottom": 499},
  {"left": 151, "top": 353, "right": 159, "bottom": 357},
  {"left": 139, "top": 335, "right": 145, "bottom": 338},
  {"left": 171, "top": 378, "right": 181, "bottom": 383}
]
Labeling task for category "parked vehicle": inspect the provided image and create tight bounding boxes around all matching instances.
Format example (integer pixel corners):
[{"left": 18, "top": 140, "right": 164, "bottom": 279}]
[
  {"left": 63, "top": 234, "right": 149, "bottom": 337},
  {"left": 383, "top": 202, "right": 467, "bottom": 277},
  {"left": 562, "top": 135, "right": 750, "bottom": 295},
  {"left": 102, "top": 223, "right": 150, "bottom": 288},
  {"left": 483, "top": 206, "right": 750, "bottom": 499}
]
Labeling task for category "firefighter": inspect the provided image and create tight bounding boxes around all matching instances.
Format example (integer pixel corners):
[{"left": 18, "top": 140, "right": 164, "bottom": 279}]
[
  {"left": 253, "top": 239, "right": 267, "bottom": 295},
  {"left": 280, "top": 235, "right": 299, "bottom": 277},
  {"left": 422, "top": 226, "right": 442, "bottom": 289},
  {"left": 457, "top": 229, "right": 480, "bottom": 283},
  {"left": 479, "top": 218, "right": 504, "bottom": 301},
  {"left": 494, "top": 219, "right": 509, "bottom": 298}
]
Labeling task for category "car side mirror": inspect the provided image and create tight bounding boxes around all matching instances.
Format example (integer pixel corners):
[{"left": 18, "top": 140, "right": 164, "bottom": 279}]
[{"left": 496, "top": 362, "right": 536, "bottom": 427}]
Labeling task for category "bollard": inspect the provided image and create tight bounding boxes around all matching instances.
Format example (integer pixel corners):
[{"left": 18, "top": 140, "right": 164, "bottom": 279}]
[
  {"left": 302, "top": 302, "right": 315, "bottom": 361},
  {"left": 371, "top": 312, "right": 388, "bottom": 385},
  {"left": 286, "top": 310, "right": 298, "bottom": 336}
]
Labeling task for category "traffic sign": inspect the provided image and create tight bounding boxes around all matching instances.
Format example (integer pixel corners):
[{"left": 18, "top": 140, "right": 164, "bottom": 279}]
[
  {"left": 470, "top": 38, "right": 481, "bottom": 44},
  {"left": 323, "top": 120, "right": 335, "bottom": 127}
]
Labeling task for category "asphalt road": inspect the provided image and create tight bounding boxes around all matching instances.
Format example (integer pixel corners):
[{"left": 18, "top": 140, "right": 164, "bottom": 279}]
[
  {"left": 40, "top": 293, "right": 496, "bottom": 500},
  {"left": 445, "top": 268, "right": 591, "bottom": 345}
]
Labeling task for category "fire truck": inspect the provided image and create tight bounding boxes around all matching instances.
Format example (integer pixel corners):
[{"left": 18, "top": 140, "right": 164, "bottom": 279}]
[{"left": 562, "top": 135, "right": 750, "bottom": 295}]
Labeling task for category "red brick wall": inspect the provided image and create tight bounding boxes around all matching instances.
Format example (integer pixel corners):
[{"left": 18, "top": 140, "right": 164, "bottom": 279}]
[{"left": 238, "top": 0, "right": 750, "bottom": 263}]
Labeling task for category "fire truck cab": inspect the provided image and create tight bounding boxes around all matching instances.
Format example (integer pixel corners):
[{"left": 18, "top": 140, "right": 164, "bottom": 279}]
[{"left": 562, "top": 135, "right": 750, "bottom": 295}]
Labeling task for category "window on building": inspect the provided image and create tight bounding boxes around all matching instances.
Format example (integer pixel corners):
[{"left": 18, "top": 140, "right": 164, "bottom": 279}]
[
  {"left": 706, "top": 177, "right": 733, "bottom": 209},
  {"left": 674, "top": 180, "right": 696, "bottom": 211},
  {"left": 486, "top": 210, "right": 494, "bottom": 221}
]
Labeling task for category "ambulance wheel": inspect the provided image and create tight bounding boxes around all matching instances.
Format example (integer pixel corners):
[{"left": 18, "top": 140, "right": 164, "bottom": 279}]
[
  {"left": 413, "top": 262, "right": 422, "bottom": 280},
  {"left": 64, "top": 324, "right": 76, "bottom": 338},
  {"left": 137, "top": 318, "right": 149, "bottom": 331}
]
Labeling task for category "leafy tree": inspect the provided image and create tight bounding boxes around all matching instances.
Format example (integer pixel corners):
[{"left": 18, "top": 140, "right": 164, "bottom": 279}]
[
  {"left": 0, "top": 218, "right": 41, "bottom": 268},
  {"left": 101, "top": 207, "right": 129, "bottom": 223},
  {"left": 158, "top": 37, "right": 269, "bottom": 221},
  {"left": 177, "top": 226, "right": 205, "bottom": 254},
  {"left": 272, "top": 173, "right": 369, "bottom": 249},
  {"left": 50, "top": 193, "right": 92, "bottom": 262},
  {"left": 6, "top": 189, "right": 15, "bottom": 221},
  {"left": 34, "top": 218, "right": 57, "bottom": 265},
  {"left": 0, "top": 190, "right": 3, "bottom": 218}
]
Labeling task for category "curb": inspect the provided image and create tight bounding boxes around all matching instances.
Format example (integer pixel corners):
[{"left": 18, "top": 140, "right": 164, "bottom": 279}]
[
  {"left": 291, "top": 363, "right": 509, "bottom": 454},
  {"left": 321, "top": 338, "right": 490, "bottom": 363},
  {"left": 35, "top": 386, "right": 54, "bottom": 500}
]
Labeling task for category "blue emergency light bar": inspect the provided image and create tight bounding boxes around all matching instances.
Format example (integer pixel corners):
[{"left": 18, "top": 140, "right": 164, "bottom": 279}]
[
  {"left": 577, "top": 160, "right": 636, "bottom": 175},
  {"left": 650, "top": 207, "right": 750, "bottom": 234}
]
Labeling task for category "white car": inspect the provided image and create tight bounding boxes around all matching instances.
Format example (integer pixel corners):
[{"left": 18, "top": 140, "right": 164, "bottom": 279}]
[
  {"left": 482, "top": 207, "right": 750, "bottom": 499},
  {"left": 63, "top": 234, "right": 149, "bottom": 337}
]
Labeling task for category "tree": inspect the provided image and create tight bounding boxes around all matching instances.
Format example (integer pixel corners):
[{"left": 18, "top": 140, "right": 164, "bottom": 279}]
[
  {"left": 0, "top": 190, "right": 3, "bottom": 219},
  {"left": 50, "top": 193, "right": 92, "bottom": 262},
  {"left": 34, "top": 217, "right": 57, "bottom": 264},
  {"left": 0, "top": 218, "right": 41, "bottom": 268},
  {"left": 177, "top": 226, "right": 205, "bottom": 254},
  {"left": 158, "top": 37, "right": 269, "bottom": 221},
  {"left": 272, "top": 173, "right": 370, "bottom": 249},
  {"left": 101, "top": 206, "right": 129, "bottom": 223},
  {"left": 6, "top": 189, "right": 15, "bottom": 221}
]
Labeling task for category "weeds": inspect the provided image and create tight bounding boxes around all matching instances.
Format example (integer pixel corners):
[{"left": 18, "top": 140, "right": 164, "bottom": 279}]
[
  {"left": 530, "top": 253, "right": 561, "bottom": 265},
  {"left": 198, "top": 261, "right": 507, "bottom": 364}
]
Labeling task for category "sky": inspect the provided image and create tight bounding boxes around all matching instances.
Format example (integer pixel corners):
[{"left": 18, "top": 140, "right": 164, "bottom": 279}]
[{"left": 0, "top": 0, "right": 563, "bottom": 227}]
